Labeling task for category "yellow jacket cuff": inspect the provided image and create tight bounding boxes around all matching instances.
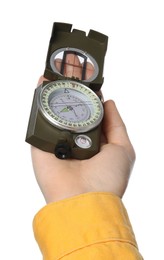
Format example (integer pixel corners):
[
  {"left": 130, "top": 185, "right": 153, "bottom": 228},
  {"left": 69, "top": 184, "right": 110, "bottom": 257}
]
[{"left": 33, "top": 192, "right": 143, "bottom": 259}]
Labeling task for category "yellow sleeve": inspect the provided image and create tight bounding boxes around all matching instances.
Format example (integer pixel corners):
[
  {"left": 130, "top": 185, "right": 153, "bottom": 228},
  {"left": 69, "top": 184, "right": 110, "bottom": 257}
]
[{"left": 33, "top": 192, "right": 143, "bottom": 260}]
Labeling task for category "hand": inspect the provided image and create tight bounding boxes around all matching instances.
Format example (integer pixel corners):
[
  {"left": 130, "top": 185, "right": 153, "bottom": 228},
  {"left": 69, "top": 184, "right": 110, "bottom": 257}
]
[{"left": 31, "top": 55, "right": 135, "bottom": 203}]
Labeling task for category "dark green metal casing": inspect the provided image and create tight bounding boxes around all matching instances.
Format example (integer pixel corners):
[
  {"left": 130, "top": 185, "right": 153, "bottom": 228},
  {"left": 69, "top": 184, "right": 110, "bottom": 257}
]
[
  {"left": 25, "top": 22, "right": 108, "bottom": 159},
  {"left": 26, "top": 82, "right": 102, "bottom": 159}
]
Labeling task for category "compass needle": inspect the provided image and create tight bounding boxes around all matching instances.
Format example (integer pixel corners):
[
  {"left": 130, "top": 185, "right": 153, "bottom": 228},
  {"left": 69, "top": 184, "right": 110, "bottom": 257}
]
[{"left": 60, "top": 107, "right": 69, "bottom": 113}]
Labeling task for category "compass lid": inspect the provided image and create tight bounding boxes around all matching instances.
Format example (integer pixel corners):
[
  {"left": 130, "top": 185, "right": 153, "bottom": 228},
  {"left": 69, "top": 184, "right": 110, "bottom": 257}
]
[{"left": 44, "top": 22, "right": 108, "bottom": 92}]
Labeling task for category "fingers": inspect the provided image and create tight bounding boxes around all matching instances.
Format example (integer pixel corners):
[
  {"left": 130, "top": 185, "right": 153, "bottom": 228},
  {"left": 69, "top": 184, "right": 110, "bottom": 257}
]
[
  {"left": 54, "top": 54, "right": 94, "bottom": 80},
  {"left": 84, "top": 62, "right": 94, "bottom": 80},
  {"left": 54, "top": 58, "right": 62, "bottom": 72},
  {"left": 38, "top": 53, "right": 95, "bottom": 87},
  {"left": 55, "top": 54, "right": 82, "bottom": 79},
  {"left": 103, "top": 100, "right": 135, "bottom": 160},
  {"left": 64, "top": 54, "right": 82, "bottom": 79},
  {"left": 37, "top": 76, "right": 49, "bottom": 86},
  {"left": 37, "top": 54, "right": 83, "bottom": 87},
  {"left": 103, "top": 100, "right": 126, "bottom": 143}
]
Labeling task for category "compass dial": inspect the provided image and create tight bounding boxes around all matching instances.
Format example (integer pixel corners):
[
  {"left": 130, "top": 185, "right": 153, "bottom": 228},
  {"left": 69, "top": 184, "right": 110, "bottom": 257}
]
[
  {"left": 39, "top": 80, "right": 103, "bottom": 133},
  {"left": 49, "top": 90, "right": 91, "bottom": 122}
]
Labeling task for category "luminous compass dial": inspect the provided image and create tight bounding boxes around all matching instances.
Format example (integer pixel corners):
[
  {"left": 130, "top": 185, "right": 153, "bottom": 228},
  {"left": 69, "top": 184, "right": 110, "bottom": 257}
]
[{"left": 39, "top": 80, "right": 103, "bottom": 133}]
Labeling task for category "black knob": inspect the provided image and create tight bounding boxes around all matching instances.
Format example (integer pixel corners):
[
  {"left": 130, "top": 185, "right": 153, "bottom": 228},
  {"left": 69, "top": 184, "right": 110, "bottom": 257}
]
[{"left": 54, "top": 143, "right": 71, "bottom": 159}]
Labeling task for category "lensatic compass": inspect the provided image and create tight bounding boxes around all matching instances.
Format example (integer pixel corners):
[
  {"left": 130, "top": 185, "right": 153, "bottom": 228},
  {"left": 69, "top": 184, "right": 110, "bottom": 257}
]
[{"left": 25, "top": 22, "right": 108, "bottom": 159}]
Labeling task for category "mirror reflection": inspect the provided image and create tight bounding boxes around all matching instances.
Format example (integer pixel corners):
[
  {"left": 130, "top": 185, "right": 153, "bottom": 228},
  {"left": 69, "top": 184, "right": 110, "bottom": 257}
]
[{"left": 50, "top": 49, "right": 98, "bottom": 81}]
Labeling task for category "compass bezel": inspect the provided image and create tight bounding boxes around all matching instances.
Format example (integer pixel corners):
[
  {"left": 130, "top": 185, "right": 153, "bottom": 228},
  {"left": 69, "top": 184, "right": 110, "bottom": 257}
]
[{"left": 38, "top": 80, "right": 104, "bottom": 133}]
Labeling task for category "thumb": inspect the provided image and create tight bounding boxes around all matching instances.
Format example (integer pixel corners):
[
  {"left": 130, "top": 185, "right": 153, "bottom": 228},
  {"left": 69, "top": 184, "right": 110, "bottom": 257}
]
[{"left": 103, "top": 100, "right": 135, "bottom": 160}]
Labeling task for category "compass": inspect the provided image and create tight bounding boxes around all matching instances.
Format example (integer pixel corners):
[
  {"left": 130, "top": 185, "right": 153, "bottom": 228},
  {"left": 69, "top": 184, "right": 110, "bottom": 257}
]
[
  {"left": 25, "top": 22, "right": 108, "bottom": 159},
  {"left": 39, "top": 80, "right": 103, "bottom": 133}
]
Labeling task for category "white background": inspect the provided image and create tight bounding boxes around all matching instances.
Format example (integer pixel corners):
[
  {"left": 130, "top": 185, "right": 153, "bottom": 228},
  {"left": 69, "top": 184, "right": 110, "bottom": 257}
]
[{"left": 0, "top": 0, "right": 164, "bottom": 259}]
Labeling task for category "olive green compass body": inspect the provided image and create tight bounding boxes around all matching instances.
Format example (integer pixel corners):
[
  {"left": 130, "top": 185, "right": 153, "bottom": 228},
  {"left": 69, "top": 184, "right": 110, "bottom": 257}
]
[{"left": 26, "top": 22, "right": 108, "bottom": 159}]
